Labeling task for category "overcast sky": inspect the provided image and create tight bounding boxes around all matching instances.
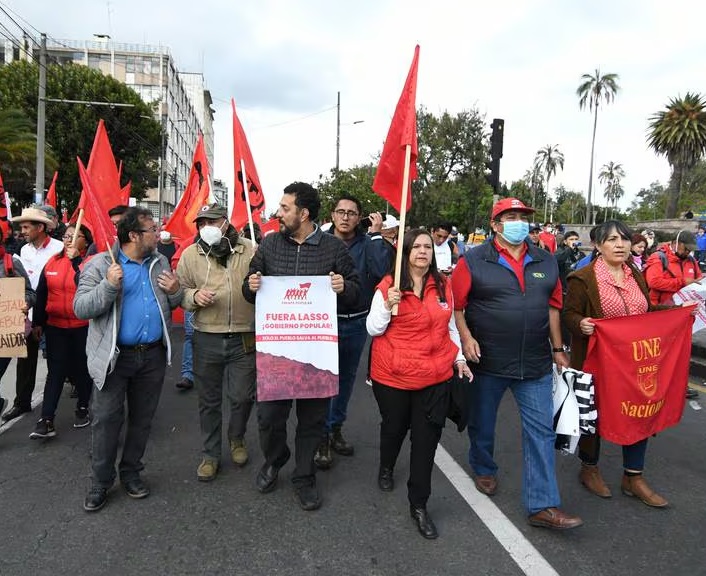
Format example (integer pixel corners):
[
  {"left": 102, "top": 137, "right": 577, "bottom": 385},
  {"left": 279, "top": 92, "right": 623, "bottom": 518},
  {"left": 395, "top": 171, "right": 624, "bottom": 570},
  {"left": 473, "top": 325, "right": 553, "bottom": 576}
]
[{"left": 5, "top": 0, "right": 704, "bottom": 221}]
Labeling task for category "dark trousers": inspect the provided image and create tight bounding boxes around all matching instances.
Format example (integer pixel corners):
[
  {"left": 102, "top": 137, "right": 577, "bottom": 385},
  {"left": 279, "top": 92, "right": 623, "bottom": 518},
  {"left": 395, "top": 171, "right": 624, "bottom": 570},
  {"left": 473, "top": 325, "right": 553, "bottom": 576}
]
[
  {"left": 41, "top": 325, "right": 93, "bottom": 420},
  {"left": 90, "top": 345, "right": 166, "bottom": 488},
  {"left": 257, "top": 397, "right": 329, "bottom": 488},
  {"left": 13, "top": 332, "right": 40, "bottom": 410},
  {"left": 372, "top": 381, "right": 445, "bottom": 509},
  {"left": 578, "top": 433, "right": 649, "bottom": 471},
  {"left": 193, "top": 330, "right": 256, "bottom": 461}
]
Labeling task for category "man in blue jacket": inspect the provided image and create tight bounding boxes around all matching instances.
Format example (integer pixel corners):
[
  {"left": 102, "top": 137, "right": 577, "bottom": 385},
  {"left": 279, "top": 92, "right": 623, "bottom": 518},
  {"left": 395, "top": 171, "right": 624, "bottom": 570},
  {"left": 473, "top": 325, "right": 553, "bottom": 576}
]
[{"left": 314, "top": 195, "right": 392, "bottom": 469}]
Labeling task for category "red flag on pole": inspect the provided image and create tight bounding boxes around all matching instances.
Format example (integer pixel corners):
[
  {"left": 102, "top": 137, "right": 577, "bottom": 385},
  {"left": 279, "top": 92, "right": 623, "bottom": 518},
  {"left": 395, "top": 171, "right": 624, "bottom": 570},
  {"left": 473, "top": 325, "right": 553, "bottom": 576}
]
[
  {"left": 0, "top": 170, "right": 9, "bottom": 239},
  {"left": 372, "top": 45, "right": 419, "bottom": 213},
  {"left": 76, "top": 157, "right": 117, "bottom": 252},
  {"left": 45, "top": 171, "right": 58, "bottom": 208},
  {"left": 121, "top": 182, "right": 131, "bottom": 204},
  {"left": 231, "top": 99, "right": 265, "bottom": 231},
  {"left": 164, "top": 134, "right": 211, "bottom": 242},
  {"left": 87, "top": 119, "right": 122, "bottom": 209}
]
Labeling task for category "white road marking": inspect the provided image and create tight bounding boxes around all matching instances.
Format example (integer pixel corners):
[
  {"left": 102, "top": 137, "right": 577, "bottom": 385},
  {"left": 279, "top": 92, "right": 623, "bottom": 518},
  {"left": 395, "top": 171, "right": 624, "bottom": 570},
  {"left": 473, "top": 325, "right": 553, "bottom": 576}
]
[{"left": 435, "top": 444, "right": 560, "bottom": 576}]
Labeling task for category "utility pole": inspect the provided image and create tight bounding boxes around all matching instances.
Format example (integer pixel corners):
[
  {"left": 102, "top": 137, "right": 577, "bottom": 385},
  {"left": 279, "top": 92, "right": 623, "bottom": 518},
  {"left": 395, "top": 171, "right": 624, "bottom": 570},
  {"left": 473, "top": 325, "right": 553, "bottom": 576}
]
[
  {"left": 35, "top": 33, "right": 47, "bottom": 205},
  {"left": 335, "top": 91, "right": 341, "bottom": 172}
]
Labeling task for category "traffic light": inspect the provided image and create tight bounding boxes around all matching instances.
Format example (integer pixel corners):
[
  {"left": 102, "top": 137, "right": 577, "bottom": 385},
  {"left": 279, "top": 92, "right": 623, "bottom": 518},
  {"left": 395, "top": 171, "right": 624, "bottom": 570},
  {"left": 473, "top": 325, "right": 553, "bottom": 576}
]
[
  {"left": 490, "top": 118, "right": 504, "bottom": 159},
  {"left": 485, "top": 118, "right": 504, "bottom": 193}
]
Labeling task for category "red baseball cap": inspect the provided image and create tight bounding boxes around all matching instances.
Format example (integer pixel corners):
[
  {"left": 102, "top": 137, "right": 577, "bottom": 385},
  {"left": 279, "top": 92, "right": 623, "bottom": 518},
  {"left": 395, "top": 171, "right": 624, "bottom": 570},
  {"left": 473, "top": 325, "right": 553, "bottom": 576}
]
[{"left": 491, "top": 197, "right": 536, "bottom": 220}]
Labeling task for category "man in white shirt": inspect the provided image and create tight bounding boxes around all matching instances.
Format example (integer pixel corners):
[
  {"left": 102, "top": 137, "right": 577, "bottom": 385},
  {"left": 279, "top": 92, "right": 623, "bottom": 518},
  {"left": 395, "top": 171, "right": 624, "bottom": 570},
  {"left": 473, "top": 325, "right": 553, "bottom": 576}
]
[
  {"left": 431, "top": 222, "right": 458, "bottom": 274},
  {"left": 2, "top": 207, "right": 63, "bottom": 421}
]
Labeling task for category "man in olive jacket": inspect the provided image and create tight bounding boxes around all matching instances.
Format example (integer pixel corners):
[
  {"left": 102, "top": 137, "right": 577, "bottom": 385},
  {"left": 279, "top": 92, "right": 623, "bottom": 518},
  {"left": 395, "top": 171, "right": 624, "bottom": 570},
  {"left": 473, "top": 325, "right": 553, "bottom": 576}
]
[
  {"left": 177, "top": 203, "right": 257, "bottom": 481},
  {"left": 243, "top": 182, "right": 360, "bottom": 511}
]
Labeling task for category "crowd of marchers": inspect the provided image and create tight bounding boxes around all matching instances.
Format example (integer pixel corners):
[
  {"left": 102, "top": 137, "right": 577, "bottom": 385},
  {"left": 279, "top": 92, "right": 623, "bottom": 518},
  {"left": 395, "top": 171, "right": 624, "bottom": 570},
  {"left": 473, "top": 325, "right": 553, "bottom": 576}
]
[{"left": 0, "top": 187, "right": 700, "bottom": 541}]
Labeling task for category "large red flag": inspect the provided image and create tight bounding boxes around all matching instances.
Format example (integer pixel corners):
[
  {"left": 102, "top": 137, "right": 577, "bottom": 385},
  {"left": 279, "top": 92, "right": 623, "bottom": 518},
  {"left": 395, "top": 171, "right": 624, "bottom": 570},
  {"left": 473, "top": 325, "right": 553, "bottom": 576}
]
[
  {"left": 87, "top": 119, "right": 122, "bottom": 209},
  {"left": 164, "top": 134, "right": 211, "bottom": 241},
  {"left": 76, "top": 158, "right": 117, "bottom": 252},
  {"left": 583, "top": 307, "right": 693, "bottom": 445},
  {"left": 372, "top": 46, "right": 419, "bottom": 213},
  {"left": 231, "top": 99, "right": 265, "bottom": 230},
  {"left": 0, "top": 170, "right": 9, "bottom": 238},
  {"left": 45, "top": 171, "right": 58, "bottom": 208},
  {"left": 121, "top": 182, "right": 132, "bottom": 204}
]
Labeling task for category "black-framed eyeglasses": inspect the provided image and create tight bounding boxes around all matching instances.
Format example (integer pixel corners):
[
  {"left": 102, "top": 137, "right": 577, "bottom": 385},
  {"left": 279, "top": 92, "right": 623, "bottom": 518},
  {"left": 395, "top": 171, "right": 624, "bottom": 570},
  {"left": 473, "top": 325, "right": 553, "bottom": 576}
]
[
  {"left": 333, "top": 209, "right": 359, "bottom": 219},
  {"left": 62, "top": 234, "right": 85, "bottom": 240}
]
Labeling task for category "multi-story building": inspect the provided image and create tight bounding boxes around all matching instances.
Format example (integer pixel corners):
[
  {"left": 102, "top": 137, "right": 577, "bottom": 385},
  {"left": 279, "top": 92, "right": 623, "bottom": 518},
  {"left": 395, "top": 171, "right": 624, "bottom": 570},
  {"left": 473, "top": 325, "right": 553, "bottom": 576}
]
[
  {"left": 212, "top": 179, "right": 228, "bottom": 208},
  {"left": 4, "top": 35, "right": 214, "bottom": 218}
]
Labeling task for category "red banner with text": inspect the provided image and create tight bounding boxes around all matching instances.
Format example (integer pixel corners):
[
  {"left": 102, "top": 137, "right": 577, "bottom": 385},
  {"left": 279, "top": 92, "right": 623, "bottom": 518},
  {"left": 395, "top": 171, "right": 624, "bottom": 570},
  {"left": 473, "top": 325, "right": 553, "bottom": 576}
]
[{"left": 583, "top": 307, "right": 693, "bottom": 445}]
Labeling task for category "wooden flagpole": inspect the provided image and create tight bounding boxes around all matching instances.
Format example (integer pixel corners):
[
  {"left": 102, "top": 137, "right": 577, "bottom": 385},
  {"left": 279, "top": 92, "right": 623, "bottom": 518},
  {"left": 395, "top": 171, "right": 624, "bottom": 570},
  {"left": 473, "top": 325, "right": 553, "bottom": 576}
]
[
  {"left": 240, "top": 158, "right": 257, "bottom": 247},
  {"left": 391, "top": 144, "right": 412, "bottom": 316},
  {"left": 71, "top": 208, "right": 84, "bottom": 249}
]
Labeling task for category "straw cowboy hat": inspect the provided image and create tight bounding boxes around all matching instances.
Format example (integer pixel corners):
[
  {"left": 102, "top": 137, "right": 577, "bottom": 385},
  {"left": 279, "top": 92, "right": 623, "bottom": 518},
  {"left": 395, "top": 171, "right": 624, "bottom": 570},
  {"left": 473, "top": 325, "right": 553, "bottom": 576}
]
[{"left": 11, "top": 207, "right": 54, "bottom": 226}]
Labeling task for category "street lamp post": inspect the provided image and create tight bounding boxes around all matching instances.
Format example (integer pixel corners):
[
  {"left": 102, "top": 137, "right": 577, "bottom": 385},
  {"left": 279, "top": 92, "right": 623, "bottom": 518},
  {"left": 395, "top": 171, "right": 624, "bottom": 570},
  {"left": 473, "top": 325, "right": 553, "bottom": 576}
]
[{"left": 335, "top": 91, "right": 364, "bottom": 172}]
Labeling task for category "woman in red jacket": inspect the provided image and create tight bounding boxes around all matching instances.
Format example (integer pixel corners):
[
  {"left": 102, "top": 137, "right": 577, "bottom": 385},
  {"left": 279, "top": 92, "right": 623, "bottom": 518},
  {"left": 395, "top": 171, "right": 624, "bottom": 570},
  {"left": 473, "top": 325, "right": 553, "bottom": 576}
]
[
  {"left": 367, "top": 228, "right": 472, "bottom": 539},
  {"left": 29, "top": 224, "right": 93, "bottom": 439}
]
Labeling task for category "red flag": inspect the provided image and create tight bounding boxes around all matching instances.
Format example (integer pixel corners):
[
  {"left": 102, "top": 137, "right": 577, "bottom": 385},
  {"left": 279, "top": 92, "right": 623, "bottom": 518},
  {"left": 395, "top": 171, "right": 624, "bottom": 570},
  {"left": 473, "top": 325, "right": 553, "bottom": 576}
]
[
  {"left": 164, "top": 134, "right": 211, "bottom": 241},
  {"left": 61, "top": 207, "right": 68, "bottom": 224},
  {"left": 121, "top": 182, "right": 131, "bottom": 204},
  {"left": 583, "top": 307, "right": 693, "bottom": 445},
  {"left": 87, "top": 119, "right": 122, "bottom": 209},
  {"left": 260, "top": 219, "right": 280, "bottom": 238},
  {"left": 372, "top": 45, "right": 419, "bottom": 213},
  {"left": 45, "top": 171, "right": 58, "bottom": 208},
  {"left": 0, "top": 170, "right": 9, "bottom": 239},
  {"left": 77, "top": 158, "right": 117, "bottom": 252},
  {"left": 231, "top": 99, "right": 265, "bottom": 229}
]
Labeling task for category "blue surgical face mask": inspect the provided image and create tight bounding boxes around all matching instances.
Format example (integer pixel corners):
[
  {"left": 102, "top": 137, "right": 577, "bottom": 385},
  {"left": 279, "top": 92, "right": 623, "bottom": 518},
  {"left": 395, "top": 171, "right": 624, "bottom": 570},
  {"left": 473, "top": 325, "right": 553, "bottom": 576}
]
[{"left": 500, "top": 220, "right": 529, "bottom": 245}]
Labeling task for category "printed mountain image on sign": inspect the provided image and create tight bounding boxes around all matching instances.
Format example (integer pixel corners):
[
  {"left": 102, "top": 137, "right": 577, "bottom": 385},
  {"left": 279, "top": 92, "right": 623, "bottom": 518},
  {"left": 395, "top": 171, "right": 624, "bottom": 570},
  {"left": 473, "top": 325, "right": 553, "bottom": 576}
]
[{"left": 257, "top": 352, "right": 338, "bottom": 401}]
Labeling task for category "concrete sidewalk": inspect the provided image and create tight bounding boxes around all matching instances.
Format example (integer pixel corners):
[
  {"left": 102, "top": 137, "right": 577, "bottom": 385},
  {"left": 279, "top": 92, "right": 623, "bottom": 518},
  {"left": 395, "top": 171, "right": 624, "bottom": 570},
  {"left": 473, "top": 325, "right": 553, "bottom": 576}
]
[{"left": 0, "top": 355, "right": 48, "bottom": 430}]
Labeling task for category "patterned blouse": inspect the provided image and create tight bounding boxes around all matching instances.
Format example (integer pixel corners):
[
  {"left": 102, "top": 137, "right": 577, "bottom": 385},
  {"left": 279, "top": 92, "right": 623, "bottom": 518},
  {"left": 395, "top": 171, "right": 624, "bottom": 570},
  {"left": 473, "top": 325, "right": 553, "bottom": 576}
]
[{"left": 594, "top": 257, "right": 648, "bottom": 319}]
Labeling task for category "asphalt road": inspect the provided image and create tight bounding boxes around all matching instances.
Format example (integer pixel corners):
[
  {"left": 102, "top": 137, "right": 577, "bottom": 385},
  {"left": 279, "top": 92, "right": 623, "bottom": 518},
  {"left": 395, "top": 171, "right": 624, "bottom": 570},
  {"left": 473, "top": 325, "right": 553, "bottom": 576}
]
[{"left": 1, "top": 328, "right": 705, "bottom": 576}]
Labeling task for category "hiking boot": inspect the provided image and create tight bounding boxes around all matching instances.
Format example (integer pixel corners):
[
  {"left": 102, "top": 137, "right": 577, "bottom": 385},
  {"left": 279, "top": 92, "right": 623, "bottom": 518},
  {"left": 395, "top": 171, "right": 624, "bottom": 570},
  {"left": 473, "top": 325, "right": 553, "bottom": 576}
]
[
  {"left": 313, "top": 436, "right": 333, "bottom": 470},
  {"left": 621, "top": 474, "right": 668, "bottom": 508},
  {"left": 579, "top": 464, "right": 612, "bottom": 498},
  {"left": 230, "top": 439, "right": 249, "bottom": 466},
  {"left": 74, "top": 408, "right": 91, "bottom": 429},
  {"left": 29, "top": 419, "right": 56, "bottom": 439},
  {"left": 197, "top": 458, "right": 219, "bottom": 482},
  {"left": 330, "top": 425, "right": 354, "bottom": 456}
]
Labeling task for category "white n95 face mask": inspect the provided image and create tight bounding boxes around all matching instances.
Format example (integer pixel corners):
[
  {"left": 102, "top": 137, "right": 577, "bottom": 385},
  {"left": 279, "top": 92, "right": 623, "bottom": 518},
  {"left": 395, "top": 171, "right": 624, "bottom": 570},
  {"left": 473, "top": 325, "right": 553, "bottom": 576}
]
[
  {"left": 200, "top": 225, "right": 223, "bottom": 246},
  {"left": 159, "top": 231, "right": 171, "bottom": 242}
]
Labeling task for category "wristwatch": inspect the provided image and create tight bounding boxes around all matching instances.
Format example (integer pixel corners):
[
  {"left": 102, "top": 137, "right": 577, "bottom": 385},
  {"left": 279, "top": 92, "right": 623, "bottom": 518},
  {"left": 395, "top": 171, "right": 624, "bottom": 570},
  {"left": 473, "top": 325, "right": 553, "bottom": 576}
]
[{"left": 552, "top": 345, "right": 570, "bottom": 353}]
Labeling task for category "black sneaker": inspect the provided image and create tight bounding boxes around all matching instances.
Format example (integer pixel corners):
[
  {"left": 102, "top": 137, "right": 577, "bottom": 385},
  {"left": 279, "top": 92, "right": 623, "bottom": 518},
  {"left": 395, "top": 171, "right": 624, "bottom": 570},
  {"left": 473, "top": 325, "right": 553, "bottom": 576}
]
[
  {"left": 176, "top": 377, "right": 193, "bottom": 390},
  {"left": 295, "top": 484, "right": 321, "bottom": 511},
  {"left": 74, "top": 408, "right": 90, "bottom": 428},
  {"left": 29, "top": 419, "right": 56, "bottom": 439}
]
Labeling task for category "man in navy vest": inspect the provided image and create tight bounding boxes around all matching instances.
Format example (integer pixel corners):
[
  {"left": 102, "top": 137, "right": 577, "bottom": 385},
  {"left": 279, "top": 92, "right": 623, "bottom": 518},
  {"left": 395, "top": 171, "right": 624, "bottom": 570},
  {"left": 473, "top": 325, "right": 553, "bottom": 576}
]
[{"left": 451, "top": 197, "right": 583, "bottom": 530}]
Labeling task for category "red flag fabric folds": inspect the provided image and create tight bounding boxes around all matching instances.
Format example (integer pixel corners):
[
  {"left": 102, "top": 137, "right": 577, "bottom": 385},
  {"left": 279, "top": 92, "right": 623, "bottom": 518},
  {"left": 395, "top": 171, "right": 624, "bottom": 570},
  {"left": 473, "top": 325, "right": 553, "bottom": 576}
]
[
  {"left": 583, "top": 307, "right": 693, "bottom": 445},
  {"left": 231, "top": 99, "right": 265, "bottom": 230},
  {"left": 164, "top": 134, "right": 211, "bottom": 242},
  {"left": 372, "top": 45, "right": 419, "bottom": 213},
  {"left": 77, "top": 158, "right": 117, "bottom": 252},
  {"left": 87, "top": 120, "right": 123, "bottom": 210},
  {"left": 45, "top": 171, "right": 58, "bottom": 208}
]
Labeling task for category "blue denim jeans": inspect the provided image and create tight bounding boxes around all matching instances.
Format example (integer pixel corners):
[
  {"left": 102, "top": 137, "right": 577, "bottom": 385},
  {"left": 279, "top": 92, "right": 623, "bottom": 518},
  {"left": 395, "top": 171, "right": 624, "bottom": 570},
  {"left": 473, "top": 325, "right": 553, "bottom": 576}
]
[
  {"left": 468, "top": 372, "right": 560, "bottom": 515},
  {"left": 181, "top": 311, "right": 194, "bottom": 380},
  {"left": 326, "top": 317, "right": 368, "bottom": 431}
]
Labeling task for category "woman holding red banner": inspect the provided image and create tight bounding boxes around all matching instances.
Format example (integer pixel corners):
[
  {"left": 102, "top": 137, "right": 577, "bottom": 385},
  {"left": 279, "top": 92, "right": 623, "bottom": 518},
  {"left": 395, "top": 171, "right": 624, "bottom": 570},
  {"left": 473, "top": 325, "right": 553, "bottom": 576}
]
[
  {"left": 367, "top": 228, "right": 472, "bottom": 539},
  {"left": 563, "top": 220, "right": 668, "bottom": 508}
]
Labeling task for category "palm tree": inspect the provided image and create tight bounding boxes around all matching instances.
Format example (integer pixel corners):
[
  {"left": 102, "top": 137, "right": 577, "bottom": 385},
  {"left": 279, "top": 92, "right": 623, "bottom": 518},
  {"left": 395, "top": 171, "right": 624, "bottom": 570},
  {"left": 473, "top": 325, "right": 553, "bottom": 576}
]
[
  {"left": 0, "top": 108, "right": 38, "bottom": 179},
  {"left": 647, "top": 92, "right": 706, "bottom": 218},
  {"left": 577, "top": 69, "right": 620, "bottom": 224},
  {"left": 598, "top": 161, "right": 625, "bottom": 219},
  {"left": 534, "top": 145, "right": 565, "bottom": 222}
]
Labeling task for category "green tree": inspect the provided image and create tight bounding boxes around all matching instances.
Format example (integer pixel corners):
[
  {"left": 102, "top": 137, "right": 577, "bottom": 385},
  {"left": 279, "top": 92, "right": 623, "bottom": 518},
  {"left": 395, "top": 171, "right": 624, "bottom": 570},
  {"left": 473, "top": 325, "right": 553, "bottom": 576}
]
[
  {"left": 577, "top": 69, "right": 620, "bottom": 224},
  {"left": 598, "top": 161, "right": 625, "bottom": 220},
  {"left": 552, "top": 186, "right": 586, "bottom": 225},
  {"left": 315, "top": 164, "right": 381, "bottom": 219},
  {"left": 647, "top": 92, "right": 706, "bottom": 218},
  {"left": 0, "top": 60, "right": 161, "bottom": 209},
  {"left": 534, "top": 144, "right": 564, "bottom": 222},
  {"left": 627, "top": 181, "right": 667, "bottom": 222},
  {"left": 0, "top": 107, "right": 57, "bottom": 188}
]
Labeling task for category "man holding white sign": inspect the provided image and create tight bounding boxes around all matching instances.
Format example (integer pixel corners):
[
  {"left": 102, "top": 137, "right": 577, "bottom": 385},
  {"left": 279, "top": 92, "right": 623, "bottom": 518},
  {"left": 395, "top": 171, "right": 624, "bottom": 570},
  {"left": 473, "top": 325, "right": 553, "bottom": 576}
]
[{"left": 243, "top": 182, "right": 360, "bottom": 511}]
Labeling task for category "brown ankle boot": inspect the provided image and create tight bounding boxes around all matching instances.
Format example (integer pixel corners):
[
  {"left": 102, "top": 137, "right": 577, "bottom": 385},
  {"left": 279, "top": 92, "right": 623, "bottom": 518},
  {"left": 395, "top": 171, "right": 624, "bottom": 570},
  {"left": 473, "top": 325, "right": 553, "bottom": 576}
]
[
  {"left": 579, "top": 464, "right": 612, "bottom": 498},
  {"left": 621, "top": 474, "right": 668, "bottom": 508}
]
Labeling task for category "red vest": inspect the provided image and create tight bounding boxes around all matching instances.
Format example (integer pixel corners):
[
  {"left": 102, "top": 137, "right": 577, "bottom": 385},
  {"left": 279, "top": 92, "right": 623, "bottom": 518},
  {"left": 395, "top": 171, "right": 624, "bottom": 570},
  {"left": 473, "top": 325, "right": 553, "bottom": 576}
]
[
  {"left": 43, "top": 253, "right": 88, "bottom": 329},
  {"left": 371, "top": 275, "right": 458, "bottom": 390}
]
